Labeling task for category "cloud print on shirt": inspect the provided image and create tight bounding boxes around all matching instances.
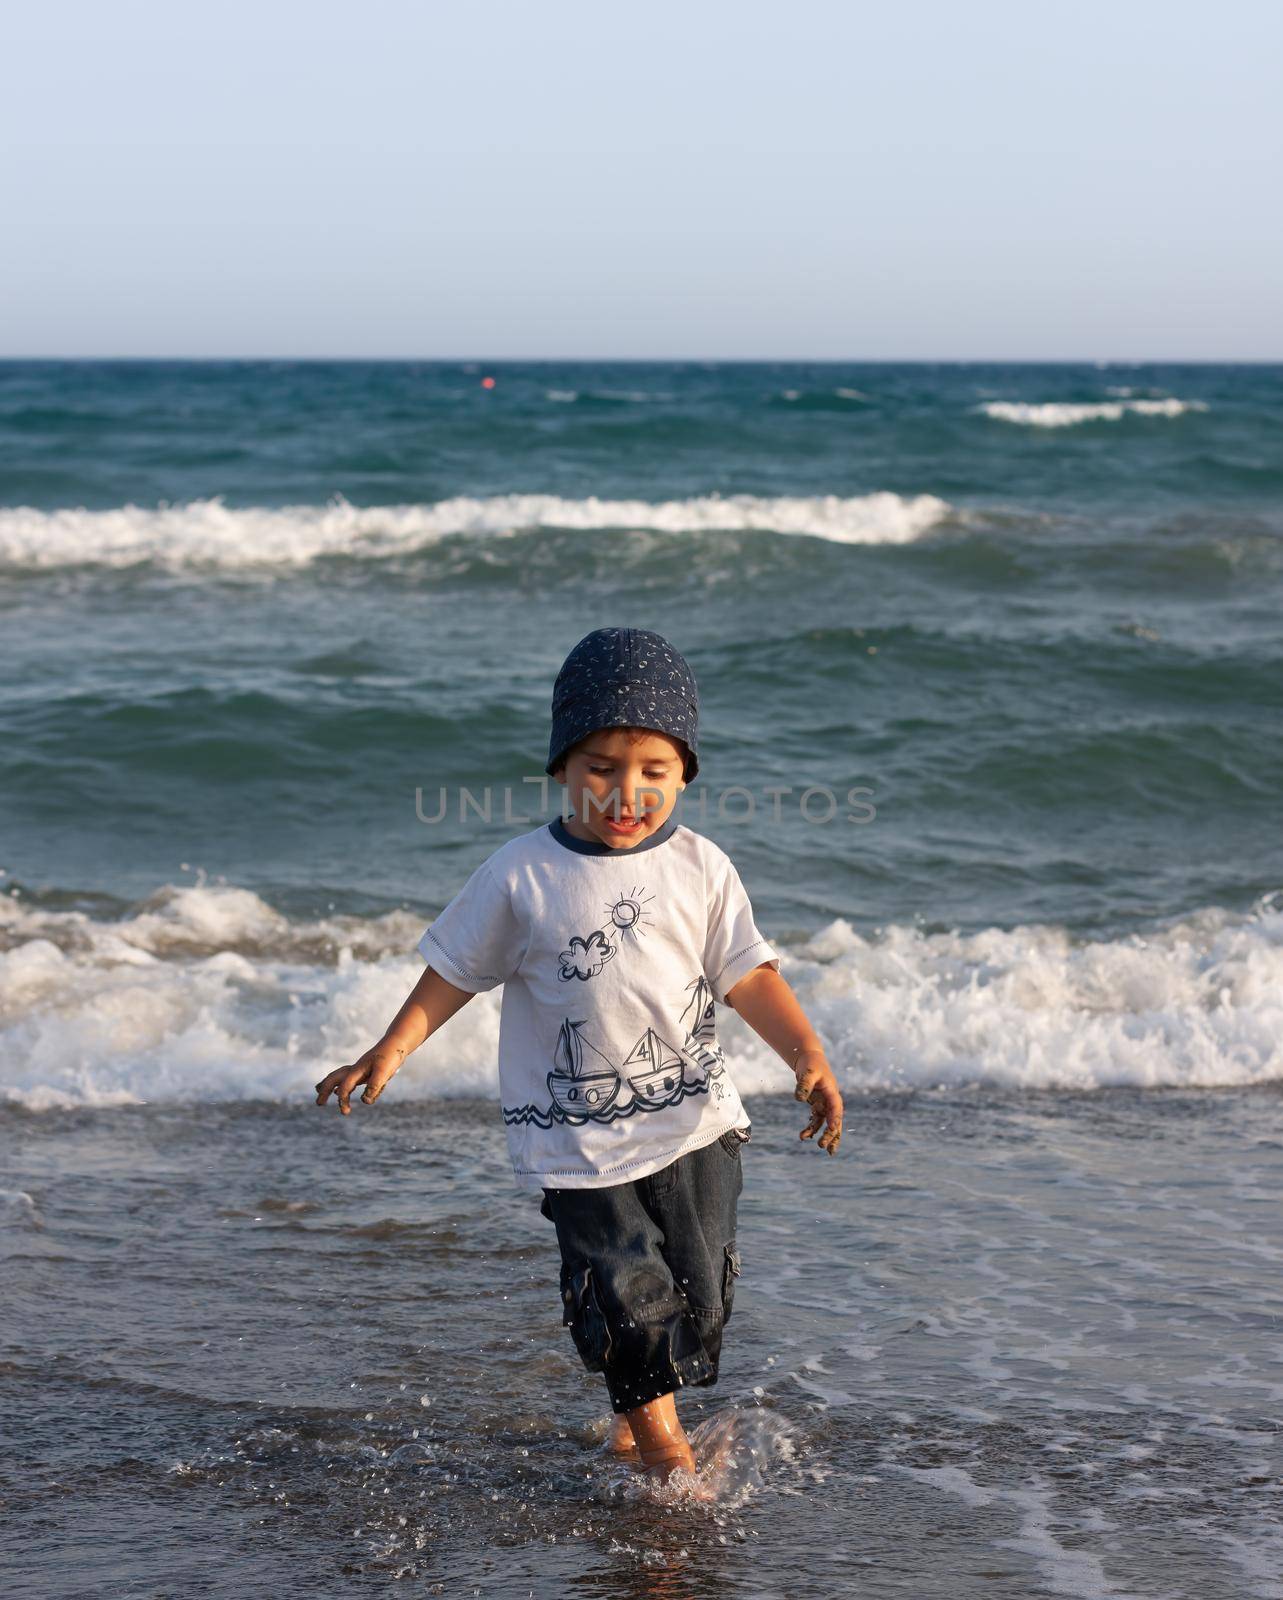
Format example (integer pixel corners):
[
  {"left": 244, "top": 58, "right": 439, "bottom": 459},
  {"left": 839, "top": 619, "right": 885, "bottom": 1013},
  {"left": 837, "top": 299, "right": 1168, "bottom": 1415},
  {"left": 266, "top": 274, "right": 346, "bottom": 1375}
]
[{"left": 558, "top": 930, "right": 617, "bottom": 982}]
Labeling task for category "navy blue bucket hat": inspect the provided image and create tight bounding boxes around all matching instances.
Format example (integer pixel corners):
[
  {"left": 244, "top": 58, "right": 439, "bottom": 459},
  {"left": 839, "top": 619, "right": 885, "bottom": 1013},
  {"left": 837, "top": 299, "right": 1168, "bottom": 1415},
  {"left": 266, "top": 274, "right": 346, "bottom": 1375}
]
[{"left": 546, "top": 627, "right": 700, "bottom": 782}]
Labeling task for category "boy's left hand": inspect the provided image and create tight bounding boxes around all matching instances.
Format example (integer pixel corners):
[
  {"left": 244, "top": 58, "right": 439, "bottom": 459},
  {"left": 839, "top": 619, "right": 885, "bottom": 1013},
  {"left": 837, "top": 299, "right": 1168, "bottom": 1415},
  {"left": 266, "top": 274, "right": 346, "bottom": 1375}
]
[{"left": 794, "top": 1049, "right": 843, "bottom": 1155}]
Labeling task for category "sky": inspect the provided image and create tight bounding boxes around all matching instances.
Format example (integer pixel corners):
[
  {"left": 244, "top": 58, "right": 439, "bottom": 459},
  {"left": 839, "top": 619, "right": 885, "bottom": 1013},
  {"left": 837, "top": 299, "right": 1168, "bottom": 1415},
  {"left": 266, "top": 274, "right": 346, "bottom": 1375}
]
[{"left": 2, "top": 0, "right": 1280, "bottom": 360}]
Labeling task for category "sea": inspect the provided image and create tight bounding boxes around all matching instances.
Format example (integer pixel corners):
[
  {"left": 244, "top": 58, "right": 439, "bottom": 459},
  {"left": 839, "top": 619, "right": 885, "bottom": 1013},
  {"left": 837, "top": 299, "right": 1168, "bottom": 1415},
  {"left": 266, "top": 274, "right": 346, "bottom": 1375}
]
[{"left": 2, "top": 360, "right": 1281, "bottom": 1598}]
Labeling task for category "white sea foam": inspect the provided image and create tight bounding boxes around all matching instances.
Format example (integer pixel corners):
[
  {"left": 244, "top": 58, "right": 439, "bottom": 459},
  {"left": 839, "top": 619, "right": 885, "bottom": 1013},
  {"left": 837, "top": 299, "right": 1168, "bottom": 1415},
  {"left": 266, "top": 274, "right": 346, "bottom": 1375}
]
[
  {"left": 2, "top": 881, "right": 1280, "bottom": 1110},
  {"left": 895, "top": 1465, "right": 1118, "bottom": 1598},
  {"left": 979, "top": 398, "right": 1208, "bottom": 427},
  {"left": 0, "top": 490, "right": 953, "bottom": 572}
]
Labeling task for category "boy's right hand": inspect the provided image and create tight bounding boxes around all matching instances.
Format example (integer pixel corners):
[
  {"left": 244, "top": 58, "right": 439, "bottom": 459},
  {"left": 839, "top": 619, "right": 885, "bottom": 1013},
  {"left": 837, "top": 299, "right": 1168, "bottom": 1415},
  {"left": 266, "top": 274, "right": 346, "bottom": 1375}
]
[{"left": 314, "top": 1041, "right": 407, "bottom": 1115}]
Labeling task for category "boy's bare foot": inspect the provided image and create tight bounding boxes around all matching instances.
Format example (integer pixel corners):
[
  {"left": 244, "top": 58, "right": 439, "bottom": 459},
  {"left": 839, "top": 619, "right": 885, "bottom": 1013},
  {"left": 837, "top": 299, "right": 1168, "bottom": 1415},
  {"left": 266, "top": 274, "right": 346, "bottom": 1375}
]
[
  {"left": 638, "top": 1439, "right": 699, "bottom": 1480},
  {"left": 606, "top": 1414, "right": 636, "bottom": 1454},
  {"left": 638, "top": 1442, "right": 719, "bottom": 1502}
]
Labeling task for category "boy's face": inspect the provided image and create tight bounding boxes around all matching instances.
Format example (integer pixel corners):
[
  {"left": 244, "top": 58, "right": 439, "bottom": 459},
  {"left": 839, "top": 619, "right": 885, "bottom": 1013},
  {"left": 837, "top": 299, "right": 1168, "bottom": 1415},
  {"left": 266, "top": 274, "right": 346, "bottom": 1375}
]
[{"left": 552, "top": 727, "right": 688, "bottom": 849}]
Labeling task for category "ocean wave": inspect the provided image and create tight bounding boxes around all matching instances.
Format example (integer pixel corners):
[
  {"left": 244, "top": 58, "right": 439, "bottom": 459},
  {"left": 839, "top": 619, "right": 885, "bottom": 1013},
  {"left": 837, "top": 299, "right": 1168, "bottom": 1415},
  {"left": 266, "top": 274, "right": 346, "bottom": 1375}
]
[
  {"left": 539, "top": 388, "right": 678, "bottom": 405},
  {"left": 0, "top": 491, "right": 954, "bottom": 572},
  {"left": 2, "top": 881, "right": 1279, "bottom": 1110},
  {"left": 771, "top": 388, "right": 875, "bottom": 410},
  {"left": 978, "top": 399, "right": 1209, "bottom": 428}
]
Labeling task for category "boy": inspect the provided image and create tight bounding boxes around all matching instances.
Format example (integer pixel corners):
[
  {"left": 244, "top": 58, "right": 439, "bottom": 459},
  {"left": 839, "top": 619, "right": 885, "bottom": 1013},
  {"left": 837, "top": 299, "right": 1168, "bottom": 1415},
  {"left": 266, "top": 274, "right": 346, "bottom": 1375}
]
[{"left": 315, "top": 627, "right": 842, "bottom": 1489}]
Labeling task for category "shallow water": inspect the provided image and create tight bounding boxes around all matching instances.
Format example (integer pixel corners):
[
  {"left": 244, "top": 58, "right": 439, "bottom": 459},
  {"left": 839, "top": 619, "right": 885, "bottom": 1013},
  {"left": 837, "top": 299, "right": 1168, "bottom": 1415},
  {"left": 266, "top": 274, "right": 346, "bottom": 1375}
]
[{"left": 5, "top": 1088, "right": 1282, "bottom": 1598}]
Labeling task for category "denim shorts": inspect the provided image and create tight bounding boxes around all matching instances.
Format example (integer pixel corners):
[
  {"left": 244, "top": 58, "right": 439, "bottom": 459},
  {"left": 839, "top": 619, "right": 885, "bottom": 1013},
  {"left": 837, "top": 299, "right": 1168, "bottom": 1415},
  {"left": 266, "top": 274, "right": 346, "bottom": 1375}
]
[{"left": 539, "top": 1124, "right": 748, "bottom": 1414}]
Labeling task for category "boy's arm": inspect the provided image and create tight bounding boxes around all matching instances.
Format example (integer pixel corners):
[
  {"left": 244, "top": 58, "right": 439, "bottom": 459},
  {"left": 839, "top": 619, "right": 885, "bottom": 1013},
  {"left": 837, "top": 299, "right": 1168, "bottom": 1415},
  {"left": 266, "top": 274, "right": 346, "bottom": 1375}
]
[
  {"left": 315, "top": 964, "right": 476, "bottom": 1115},
  {"left": 724, "top": 964, "right": 843, "bottom": 1155}
]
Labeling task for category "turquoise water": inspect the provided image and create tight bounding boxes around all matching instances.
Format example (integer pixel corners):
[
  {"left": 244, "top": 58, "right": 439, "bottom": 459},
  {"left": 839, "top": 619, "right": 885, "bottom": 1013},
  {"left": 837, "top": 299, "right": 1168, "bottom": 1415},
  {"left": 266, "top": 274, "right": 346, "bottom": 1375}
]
[
  {"left": 3, "top": 362, "right": 1283, "bottom": 1595},
  {"left": 2, "top": 360, "right": 1280, "bottom": 1102}
]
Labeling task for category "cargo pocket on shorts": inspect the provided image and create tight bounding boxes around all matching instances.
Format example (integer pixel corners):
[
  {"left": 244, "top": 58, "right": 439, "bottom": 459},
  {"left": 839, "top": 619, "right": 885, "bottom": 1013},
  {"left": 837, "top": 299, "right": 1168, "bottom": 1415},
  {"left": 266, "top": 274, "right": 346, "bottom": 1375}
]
[
  {"left": 560, "top": 1259, "right": 613, "bottom": 1373},
  {"left": 721, "top": 1240, "right": 742, "bottom": 1325}
]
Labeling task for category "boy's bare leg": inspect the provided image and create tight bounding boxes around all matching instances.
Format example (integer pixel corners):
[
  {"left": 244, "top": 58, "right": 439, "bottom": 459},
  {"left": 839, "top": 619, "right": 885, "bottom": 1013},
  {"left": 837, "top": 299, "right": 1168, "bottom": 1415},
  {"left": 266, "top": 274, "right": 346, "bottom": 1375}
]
[{"left": 624, "top": 1391, "right": 697, "bottom": 1480}]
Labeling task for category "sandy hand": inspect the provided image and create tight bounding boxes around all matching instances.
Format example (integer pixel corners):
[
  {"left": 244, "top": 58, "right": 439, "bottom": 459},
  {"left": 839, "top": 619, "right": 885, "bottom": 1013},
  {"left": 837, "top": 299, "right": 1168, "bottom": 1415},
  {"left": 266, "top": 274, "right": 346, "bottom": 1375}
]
[
  {"left": 314, "top": 1041, "right": 406, "bottom": 1115},
  {"left": 793, "top": 1049, "right": 843, "bottom": 1155}
]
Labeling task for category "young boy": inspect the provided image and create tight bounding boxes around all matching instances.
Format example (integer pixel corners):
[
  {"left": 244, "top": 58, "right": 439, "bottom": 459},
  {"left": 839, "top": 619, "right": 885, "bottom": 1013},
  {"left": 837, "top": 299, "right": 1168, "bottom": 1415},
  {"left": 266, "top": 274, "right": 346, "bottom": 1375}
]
[{"left": 315, "top": 627, "right": 842, "bottom": 1488}]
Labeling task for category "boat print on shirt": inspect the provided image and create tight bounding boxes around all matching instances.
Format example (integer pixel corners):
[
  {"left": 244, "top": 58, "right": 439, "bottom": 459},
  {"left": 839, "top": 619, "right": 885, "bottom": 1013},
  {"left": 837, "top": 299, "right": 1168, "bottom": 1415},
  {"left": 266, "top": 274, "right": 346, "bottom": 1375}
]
[
  {"left": 547, "top": 1018, "right": 620, "bottom": 1115},
  {"left": 503, "top": 974, "right": 729, "bottom": 1129}
]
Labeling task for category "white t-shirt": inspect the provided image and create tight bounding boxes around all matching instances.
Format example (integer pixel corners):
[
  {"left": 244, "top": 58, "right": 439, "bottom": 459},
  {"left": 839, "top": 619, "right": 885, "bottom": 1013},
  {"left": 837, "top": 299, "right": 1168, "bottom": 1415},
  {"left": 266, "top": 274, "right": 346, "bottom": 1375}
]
[{"left": 417, "top": 813, "right": 780, "bottom": 1191}]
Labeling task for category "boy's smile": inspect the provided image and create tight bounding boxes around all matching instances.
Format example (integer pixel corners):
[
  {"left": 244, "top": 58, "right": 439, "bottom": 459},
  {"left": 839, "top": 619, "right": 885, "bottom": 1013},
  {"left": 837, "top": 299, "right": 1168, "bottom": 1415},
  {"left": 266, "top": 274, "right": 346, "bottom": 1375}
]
[{"left": 552, "top": 727, "right": 688, "bottom": 850}]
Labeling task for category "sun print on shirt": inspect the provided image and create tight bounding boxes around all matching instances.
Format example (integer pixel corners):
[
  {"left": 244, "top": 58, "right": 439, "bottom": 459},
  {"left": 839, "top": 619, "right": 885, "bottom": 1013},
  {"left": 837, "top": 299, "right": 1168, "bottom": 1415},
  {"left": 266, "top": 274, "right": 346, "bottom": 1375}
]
[{"left": 557, "top": 885, "right": 656, "bottom": 982}]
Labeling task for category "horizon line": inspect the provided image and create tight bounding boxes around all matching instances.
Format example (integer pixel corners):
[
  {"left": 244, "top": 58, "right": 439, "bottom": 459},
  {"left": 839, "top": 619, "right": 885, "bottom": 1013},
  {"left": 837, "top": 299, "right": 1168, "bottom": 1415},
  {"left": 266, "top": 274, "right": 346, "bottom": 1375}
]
[{"left": 1, "top": 354, "right": 1280, "bottom": 366}]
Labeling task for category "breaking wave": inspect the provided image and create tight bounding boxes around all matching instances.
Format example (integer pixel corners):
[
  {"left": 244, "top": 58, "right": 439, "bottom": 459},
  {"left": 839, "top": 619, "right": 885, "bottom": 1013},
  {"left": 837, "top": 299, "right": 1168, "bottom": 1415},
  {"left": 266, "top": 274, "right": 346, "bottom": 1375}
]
[
  {"left": 978, "top": 398, "right": 1209, "bottom": 428},
  {"left": 3, "top": 880, "right": 1279, "bottom": 1110},
  {"left": 0, "top": 491, "right": 955, "bottom": 572}
]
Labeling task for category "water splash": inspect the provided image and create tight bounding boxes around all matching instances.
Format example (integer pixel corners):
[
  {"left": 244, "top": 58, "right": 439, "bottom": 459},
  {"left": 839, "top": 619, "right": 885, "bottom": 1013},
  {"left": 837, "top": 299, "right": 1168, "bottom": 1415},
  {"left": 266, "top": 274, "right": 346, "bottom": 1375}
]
[{"left": 592, "top": 1403, "right": 814, "bottom": 1511}]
